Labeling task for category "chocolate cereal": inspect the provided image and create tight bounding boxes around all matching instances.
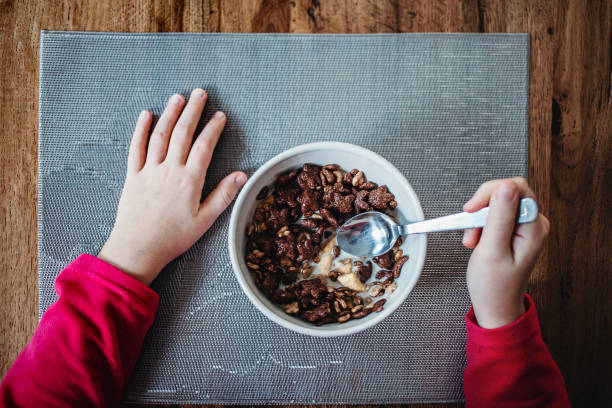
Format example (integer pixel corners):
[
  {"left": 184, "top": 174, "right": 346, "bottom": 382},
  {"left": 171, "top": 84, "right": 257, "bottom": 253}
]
[{"left": 245, "top": 164, "right": 408, "bottom": 325}]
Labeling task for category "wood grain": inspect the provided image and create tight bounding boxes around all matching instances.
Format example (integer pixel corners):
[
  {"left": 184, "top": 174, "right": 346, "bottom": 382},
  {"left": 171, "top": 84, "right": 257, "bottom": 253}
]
[
  {"left": 545, "top": 2, "right": 612, "bottom": 406},
  {"left": 1, "top": 0, "right": 610, "bottom": 407}
]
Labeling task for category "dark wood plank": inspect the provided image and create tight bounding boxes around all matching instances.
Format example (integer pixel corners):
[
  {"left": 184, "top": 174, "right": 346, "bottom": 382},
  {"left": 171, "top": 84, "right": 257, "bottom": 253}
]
[
  {"left": 545, "top": 1, "right": 612, "bottom": 407},
  {"left": 1, "top": 1, "right": 610, "bottom": 406},
  {"left": 0, "top": 0, "right": 44, "bottom": 381}
]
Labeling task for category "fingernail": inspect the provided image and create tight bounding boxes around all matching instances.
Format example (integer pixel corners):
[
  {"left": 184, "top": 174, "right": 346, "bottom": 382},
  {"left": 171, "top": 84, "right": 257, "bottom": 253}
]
[
  {"left": 496, "top": 183, "right": 517, "bottom": 201},
  {"left": 214, "top": 111, "right": 225, "bottom": 119},
  {"left": 193, "top": 88, "right": 206, "bottom": 99},
  {"left": 235, "top": 173, "right": 247, "bottom": 185},
  {"left": 139, "top": 110, "right": 148, "bottom": 119},
  {"left": 172, "top": 94, "right": 184, "bottom": 105}
]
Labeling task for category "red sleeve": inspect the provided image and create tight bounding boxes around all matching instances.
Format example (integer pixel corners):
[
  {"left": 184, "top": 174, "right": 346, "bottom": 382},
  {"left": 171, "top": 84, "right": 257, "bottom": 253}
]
[
  {"left": 464, "top": 294, "right": 570, "bottom": 407},
  {"left": 0, "top": 254, "right": 159, "bottom": 407}
]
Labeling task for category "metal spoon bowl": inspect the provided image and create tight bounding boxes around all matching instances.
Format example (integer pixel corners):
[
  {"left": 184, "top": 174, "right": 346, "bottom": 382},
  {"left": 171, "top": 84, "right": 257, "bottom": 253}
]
[{"left": 337, "top": 197, "right": 539, "bottom": 257}]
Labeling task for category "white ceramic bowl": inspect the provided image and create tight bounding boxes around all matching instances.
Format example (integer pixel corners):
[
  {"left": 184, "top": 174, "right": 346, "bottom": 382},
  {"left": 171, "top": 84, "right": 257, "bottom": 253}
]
[{"left": 228, "top": 142, "right": 426, "bottom": 337}]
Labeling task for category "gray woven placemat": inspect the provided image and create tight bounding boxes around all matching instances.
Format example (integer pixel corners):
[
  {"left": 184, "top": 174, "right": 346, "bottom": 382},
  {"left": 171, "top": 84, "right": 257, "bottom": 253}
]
[{"left": 38, "top": 31, "right": 528, "bottom": 404}]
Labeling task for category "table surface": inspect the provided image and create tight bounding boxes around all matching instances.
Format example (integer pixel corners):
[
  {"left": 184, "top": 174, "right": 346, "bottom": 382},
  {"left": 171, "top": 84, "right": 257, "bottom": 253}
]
[{"left": 0, "top": 1, "right": 610, "bottom": 407}]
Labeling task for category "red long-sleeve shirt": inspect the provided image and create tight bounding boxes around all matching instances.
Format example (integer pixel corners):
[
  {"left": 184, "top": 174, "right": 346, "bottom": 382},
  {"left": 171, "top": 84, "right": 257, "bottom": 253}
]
[
  {"left": 1, "top": 255, "right": 570, "bottom": 407},
  {"left": 465, "top": 295, "right": 570, "bottom": 407}
]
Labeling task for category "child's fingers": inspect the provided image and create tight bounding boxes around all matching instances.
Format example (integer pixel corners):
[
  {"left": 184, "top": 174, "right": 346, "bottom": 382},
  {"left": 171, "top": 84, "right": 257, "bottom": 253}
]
[
  {"left": 185, "top": 111, "right": 226, "bottom": 180},
  {"left": 166, "top": 89, "right": 207, "bottom": 164},
  {"left": 127, "top": 110, "right": 152, "bottom": 173},
  {"left": 198, "top": 171, "right": 248, "bottom": 231},
  {"left": 462, "top": 228, "right": 482, "bottom": 249},
  {"left": 463, "top": 177, "right": 534, "bottom": 212},
  {"left": 479, "top": 181, "right": 520, "bottom": 255},
  {"left": 146, "top": 94, "right": 185, "bottom": 164},
  {"left": 512, "top": 214, "right": 550, "bottom": 264}
]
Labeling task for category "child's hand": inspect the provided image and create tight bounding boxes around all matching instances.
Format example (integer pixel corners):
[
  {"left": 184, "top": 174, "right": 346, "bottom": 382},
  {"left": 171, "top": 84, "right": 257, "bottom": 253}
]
[
  {"left": 98, "top": 89, "right": 247, "bottom": 285},
  {"left": 462, "top": 178, "right": 550, "bottom": 329}
]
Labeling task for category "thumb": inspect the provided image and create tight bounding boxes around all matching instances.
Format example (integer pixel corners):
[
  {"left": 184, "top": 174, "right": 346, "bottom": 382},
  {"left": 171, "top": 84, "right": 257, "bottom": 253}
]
[
  {"left": 479, "top": 180, "right": 519, "bottom": 254},
  {"left": 198, "top": 171, "right": 247, "bottom": 231}
]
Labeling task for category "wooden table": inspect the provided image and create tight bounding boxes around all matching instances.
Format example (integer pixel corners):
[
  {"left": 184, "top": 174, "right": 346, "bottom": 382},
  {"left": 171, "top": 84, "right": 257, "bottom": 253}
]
[{"left": 1, "top": 1, "right": 610, "bottom": 407}]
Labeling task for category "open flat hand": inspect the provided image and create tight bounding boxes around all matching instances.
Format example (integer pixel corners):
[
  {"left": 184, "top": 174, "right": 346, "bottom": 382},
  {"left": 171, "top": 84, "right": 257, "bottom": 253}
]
[{"left": 98, "top": 89, "right": 247, "bottom": 285}]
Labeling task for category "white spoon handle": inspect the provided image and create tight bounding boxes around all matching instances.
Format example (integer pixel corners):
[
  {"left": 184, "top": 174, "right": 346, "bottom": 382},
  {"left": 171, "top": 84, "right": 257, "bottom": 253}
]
[{"left": 397, "top": 198, "right": 539, "bottom": 235}]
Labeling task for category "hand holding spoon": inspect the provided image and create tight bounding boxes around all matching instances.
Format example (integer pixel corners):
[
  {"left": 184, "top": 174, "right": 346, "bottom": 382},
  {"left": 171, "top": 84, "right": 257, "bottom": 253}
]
[{"left": 336, "top": 198, "right": 538, "bottom": 257}]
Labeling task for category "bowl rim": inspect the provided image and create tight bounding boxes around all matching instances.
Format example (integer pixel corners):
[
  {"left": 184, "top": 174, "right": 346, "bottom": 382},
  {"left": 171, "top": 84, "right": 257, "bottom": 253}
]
[{"left": 228, "top": 141, "right": 426, "bottom": 337}]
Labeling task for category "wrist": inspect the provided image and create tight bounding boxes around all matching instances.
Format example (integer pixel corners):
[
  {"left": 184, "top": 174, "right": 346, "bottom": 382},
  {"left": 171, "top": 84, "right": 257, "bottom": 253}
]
[
  {"left": 98, "top": 237, "right": 161, "bottom": 285},
  {"left": 472, "top": 296, "right": 526, "bottom": 329}
]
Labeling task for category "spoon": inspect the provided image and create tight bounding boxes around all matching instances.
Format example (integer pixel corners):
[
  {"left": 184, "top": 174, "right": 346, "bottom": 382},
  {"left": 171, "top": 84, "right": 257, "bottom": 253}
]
[{"left": 336, "top": 197, "right": 539, "bottom": 257}]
